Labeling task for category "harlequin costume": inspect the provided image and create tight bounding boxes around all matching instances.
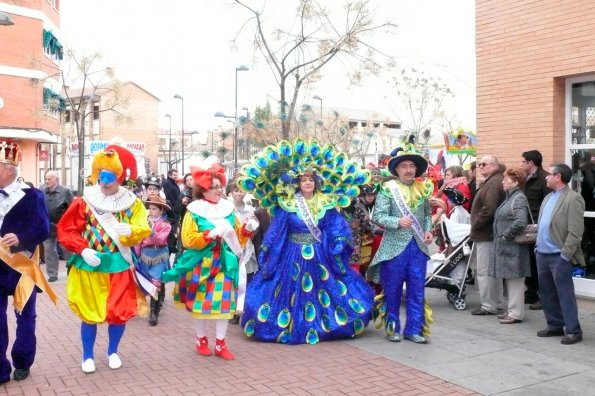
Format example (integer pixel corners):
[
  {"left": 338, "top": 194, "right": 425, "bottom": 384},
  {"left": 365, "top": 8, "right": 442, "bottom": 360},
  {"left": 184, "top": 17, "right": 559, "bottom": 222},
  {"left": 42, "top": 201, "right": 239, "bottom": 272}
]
[
  {"left": 161, "top": 163, "right": 257, "bottom": 361},
  {"left": 0, "top": 139, "right": 55, "bottom": 384},
  {"left": 367, "top": 138, "right": 434, "bottom": 344},
  {"left": 57, "top": 145, "right": 151, "bottom": 373},
  {"left": 236, "top": 139, "right": 375, "bottom": 344}
]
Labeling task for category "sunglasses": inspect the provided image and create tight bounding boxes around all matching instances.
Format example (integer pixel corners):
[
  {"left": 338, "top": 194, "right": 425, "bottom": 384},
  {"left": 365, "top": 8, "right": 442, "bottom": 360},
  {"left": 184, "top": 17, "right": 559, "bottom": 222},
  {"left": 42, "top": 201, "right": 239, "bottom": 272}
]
[{"left": 477, "top": 162, "right": 494, "bottom": 168}]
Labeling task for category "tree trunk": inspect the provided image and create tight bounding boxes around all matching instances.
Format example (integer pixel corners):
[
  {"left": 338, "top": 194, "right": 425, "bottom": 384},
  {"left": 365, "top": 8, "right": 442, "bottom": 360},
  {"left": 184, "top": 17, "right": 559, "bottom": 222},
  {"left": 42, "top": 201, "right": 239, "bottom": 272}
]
[{"left": 77, "top": 121, "right": 85, "bottom": 195}]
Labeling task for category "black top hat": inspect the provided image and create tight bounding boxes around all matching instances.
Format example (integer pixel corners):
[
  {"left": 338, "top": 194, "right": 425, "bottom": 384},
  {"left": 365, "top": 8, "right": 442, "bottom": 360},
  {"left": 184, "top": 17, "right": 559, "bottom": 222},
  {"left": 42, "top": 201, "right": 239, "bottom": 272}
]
[
  {"left": 442, "top": 187, "right": 468, "bottom": 206},
  {"left": 387, "top": 136, "right": 428, "bottom": 178},
  {"left": 144, "top": 176, "right": 162, "bottom": 188},
  {"left": 361, "top": 184, "right": 377, "bottom": 195}
]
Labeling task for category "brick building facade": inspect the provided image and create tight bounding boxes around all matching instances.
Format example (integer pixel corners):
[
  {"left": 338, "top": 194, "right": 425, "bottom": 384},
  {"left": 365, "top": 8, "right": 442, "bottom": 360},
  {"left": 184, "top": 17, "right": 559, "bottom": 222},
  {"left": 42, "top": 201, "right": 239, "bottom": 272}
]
[
  {"left": 0, "top": 0, "right": 62, "bottom": 184},
  {"left": 477, "top": 0, "right": 595, "bottom": 294}
]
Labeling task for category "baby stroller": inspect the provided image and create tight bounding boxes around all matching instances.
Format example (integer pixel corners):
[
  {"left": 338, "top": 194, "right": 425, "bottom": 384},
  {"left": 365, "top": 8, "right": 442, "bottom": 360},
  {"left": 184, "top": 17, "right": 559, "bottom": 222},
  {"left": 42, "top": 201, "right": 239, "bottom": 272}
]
[{"left": 425, "top": 213, "right": 472, "bottom": 310}]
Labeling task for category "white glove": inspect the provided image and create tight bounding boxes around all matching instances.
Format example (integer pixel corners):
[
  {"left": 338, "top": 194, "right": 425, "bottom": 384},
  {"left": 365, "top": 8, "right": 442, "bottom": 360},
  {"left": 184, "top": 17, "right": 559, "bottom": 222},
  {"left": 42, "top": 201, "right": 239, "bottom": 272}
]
[
  {"left": 208, "top": 227, "right": 223, "bottom": 239},
  {"left": 81, "top": 248, "right": 101, "bottom": 267},
  {"left": 113, "top": 223, "right": 132, "bottom": 237},
  {"left": 245, "top": 219, "right": 259, "bottom": 232}
]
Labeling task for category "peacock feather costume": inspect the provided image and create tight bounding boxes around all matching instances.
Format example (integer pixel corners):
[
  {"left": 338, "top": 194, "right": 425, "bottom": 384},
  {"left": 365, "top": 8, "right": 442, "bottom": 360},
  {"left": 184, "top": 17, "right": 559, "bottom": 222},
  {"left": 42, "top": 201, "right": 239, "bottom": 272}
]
[
  {"left": 236, "top": 138, "right": 371, "bottom": 213},
  {"left": 237, "top": 139, "right": 375, "bottom": 344}
]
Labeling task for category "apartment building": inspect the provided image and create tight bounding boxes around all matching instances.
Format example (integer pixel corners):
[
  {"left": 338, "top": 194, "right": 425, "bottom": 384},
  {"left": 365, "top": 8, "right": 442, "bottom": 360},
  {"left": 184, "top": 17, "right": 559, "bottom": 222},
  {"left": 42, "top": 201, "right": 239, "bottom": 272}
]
[
  {"left": 0, "top": 0, "right": 62, "bottom": 185},
  {"left": 60, "top": 81, "right": 160, "bottom": 190}
]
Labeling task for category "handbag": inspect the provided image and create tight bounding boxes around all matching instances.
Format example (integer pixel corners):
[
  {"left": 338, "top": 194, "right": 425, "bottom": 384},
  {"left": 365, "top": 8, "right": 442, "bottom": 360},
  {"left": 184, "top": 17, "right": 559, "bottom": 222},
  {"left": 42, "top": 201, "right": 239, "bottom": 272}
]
[{"left": 511, "top": 194, "right": 537, "bottom": 244}]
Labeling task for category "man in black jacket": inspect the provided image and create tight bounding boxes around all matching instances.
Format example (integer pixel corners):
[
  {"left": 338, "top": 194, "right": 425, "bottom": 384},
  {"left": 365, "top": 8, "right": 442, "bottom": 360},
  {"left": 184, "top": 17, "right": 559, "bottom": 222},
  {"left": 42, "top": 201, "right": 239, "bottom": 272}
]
[
  {"left": 162, "top": 169, "right": 181, "bottom": 253},
  {"left": 42, "top": 171, "right": 74, "bottom": 282},
  {"left": 521, "top": 150, "right": 552, "bottom": 309}
]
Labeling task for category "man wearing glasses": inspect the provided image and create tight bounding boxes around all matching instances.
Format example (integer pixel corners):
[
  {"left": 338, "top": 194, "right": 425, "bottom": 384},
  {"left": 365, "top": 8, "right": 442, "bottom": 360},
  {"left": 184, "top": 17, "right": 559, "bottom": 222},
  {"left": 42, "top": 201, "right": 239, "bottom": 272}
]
[
  {"left": 535, "top": 163, "right": 585, "bottom": 345},
  {"left": 470, "top": 155, "right": 506, "bottom": 315}
]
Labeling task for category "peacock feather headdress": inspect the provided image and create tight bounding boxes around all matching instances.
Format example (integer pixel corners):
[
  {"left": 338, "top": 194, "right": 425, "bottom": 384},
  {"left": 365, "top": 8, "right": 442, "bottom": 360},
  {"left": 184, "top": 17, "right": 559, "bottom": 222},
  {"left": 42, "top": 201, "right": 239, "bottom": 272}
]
[{"left": 237, "top": 139, "right": 371, "bottom": 212}]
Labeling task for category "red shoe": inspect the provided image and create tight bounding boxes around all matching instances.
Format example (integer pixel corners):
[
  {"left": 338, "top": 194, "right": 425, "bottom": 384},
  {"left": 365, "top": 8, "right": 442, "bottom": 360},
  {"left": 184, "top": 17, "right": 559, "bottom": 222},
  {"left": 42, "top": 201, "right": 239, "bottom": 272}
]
[
  {"left": 196, "top": 336, "right": 212, "bottom": 356},
  {"left": 214, "top": 338, "right": 234, "bottom": 361}
]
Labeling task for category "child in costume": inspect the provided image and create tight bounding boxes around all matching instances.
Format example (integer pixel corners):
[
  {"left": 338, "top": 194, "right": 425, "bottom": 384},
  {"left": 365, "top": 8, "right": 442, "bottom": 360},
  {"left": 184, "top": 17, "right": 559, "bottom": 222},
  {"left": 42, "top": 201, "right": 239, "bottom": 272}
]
[
  {"left": 161, "top": 164, "right": 258, "bottom": 361},
  {"left": 237, "top": 139, "right": 375, "bottom": 345},
  {"left": 341, "top": 196, "right": 372, "bottom": 273},
  {"left": 57, "top": 145, "right": 151, "bottom": 373},
  {"left": 227, "top": 181, "right": 259, "bottom": 325},
  {"left": 135, "top": 195, "right": 172, "bottom": 326}
]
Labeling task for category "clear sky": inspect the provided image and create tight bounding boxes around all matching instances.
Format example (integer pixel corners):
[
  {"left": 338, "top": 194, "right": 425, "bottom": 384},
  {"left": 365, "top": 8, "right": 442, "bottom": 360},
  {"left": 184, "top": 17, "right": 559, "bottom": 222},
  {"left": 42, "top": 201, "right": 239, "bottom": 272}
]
[{"left": 59, "top": 0, "right": 476, "bottom": 135}]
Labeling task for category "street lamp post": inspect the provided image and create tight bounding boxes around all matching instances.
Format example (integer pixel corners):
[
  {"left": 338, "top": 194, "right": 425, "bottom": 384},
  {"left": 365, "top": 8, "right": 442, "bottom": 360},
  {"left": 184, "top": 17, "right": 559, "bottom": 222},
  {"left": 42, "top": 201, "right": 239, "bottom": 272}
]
[
  {"left": 313, "top": 95, "right": 323, "bottom": 119},
  {"left": 173, "top": 94, "right": 184, "bottom": 173},
  {"left": 165, "top": 113, "right": 172, "bottom": 168},
  {"left": 214, "top": 112, "right": 234, "bottom": 164},
  {"left": 234, "top": 65, "right": 249, "bottom": 170}
]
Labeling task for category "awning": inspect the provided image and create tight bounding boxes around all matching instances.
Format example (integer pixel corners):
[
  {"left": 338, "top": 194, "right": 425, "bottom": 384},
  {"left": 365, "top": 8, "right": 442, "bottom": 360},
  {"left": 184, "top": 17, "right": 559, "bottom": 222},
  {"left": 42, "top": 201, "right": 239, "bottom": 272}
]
[{"left": 0, "top": 128, "right": 59, "bottom": 143}]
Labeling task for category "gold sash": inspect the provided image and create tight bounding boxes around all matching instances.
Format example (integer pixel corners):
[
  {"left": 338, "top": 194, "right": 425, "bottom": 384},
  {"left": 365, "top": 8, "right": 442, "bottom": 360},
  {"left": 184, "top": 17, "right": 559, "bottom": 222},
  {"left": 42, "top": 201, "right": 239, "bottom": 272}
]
[{"left": 0, "top": 242, "right": 58, "bottom": 313}]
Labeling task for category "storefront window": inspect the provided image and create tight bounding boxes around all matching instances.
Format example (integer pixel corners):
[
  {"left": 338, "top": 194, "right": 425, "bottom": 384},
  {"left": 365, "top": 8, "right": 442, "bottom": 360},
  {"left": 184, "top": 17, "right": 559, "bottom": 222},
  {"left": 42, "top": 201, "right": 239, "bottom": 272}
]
[{"left": 568, "top": 78, "right": 595, "bottom": 278}]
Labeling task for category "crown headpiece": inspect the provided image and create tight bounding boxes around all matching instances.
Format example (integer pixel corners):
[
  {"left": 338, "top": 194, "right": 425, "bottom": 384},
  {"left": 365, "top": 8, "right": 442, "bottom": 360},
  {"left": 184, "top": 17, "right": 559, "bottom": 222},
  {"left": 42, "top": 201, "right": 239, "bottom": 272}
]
[{"left": 0, "top": 140, "right": 21, "bottom": 166}]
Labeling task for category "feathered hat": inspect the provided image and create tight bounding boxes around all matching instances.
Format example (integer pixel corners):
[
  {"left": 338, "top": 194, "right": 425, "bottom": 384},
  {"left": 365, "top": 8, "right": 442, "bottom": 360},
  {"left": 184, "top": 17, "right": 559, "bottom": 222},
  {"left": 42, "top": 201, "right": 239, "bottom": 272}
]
[
  {"left": 88, "top": 145, "right": 137, "bottom": 185},
  {"left": 387, "top": 135, "right": 428, "bottom": 178},
  {"left": 0, "top": 139, "right": 21, "bottom": 166},
  {"left": 236, "top": 139, "right": 370, "bottom": 211},
  {"left": 105, "top": 144, "right": 137, "bottom": 184}
]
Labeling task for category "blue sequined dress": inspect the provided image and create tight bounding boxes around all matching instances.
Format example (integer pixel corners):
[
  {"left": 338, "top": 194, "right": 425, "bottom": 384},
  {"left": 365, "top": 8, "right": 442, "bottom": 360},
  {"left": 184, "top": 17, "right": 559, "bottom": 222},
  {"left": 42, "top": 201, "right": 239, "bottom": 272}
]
[{"left": 241, "top": 204, "right": 374, "bottom": 344}]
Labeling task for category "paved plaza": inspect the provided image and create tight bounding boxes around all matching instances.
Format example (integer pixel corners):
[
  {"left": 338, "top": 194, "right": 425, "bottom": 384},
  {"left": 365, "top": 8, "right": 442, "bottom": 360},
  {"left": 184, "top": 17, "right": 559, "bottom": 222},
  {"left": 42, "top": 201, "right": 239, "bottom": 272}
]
[{"left": 2, "top": 261, "right": 595, "bottom": 395}]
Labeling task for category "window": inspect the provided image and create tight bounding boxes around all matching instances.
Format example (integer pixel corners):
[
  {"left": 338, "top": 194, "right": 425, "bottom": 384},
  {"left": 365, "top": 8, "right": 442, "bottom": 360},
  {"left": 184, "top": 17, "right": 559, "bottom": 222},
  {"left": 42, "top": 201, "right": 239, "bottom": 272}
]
[
  {"left": 93, "top": 104, "right": 100, "bottom": 120},
  {"left": 42, "top": 29, "right": 63, "bottom": 61},
  {"left": 64, "top": 109, "right": 70, "bottom": 123},
  {"left": 566, "top": 76, "right": 595, "bottom": 278},
  {"left": 42, "top": 87, "right": 65, "bottom": 118}
]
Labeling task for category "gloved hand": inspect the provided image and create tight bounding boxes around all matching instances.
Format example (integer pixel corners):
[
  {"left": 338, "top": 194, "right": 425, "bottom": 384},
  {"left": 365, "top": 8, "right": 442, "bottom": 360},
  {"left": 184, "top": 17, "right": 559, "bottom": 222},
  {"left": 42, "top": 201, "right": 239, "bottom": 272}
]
[
  {"left": 331, "top": 241, "right": 344, "bottom": 255},
  {"left": 113, "top": 222, "right": 132, "bottom": 237},
  {"left": 245, "top": 219, "right": 259, "bottom": 232},
  {"left": 81, "top": 248, "right": 101, "bottom": 267},
  {"left": 208, "top": 227, "right": 223, "bottom": 239}
]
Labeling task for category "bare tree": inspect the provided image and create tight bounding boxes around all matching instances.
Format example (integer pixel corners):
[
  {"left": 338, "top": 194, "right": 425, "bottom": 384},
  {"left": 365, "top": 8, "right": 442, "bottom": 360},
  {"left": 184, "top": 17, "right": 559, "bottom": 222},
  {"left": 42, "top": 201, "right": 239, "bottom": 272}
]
[
  {"left": 393, "top": 67, "right": 454, "bottom": 145},
  {"left": 31, "top": 51, "right": 131, "bottom": 192},
  {"left": 233, "top": 0, "right": 397, "bottom": 139}
]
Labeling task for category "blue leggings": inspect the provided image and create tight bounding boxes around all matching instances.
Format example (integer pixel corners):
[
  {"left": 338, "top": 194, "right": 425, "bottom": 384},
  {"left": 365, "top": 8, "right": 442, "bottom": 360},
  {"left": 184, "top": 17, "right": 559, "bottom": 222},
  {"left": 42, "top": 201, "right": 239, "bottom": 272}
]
[
  {"left": 81, "top": 322, "right": 126, "bottom": 360},
  {"left": 380, "top": 241, "right": 427, "bottom": 337}
]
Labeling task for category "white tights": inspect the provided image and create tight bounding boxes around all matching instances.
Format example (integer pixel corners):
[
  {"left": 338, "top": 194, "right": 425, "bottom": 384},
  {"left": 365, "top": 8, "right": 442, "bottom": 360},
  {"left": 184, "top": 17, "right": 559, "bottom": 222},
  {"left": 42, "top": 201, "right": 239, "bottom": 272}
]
[{"left": 195, "top": 319, "right": 229, "bottom": 340}]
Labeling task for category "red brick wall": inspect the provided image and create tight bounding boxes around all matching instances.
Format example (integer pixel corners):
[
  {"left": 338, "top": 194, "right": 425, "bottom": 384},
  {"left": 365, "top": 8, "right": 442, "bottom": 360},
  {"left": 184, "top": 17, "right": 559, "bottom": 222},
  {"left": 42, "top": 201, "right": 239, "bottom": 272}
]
[{"left": 476, "top": 0, "right": 595, "bottom": 167}]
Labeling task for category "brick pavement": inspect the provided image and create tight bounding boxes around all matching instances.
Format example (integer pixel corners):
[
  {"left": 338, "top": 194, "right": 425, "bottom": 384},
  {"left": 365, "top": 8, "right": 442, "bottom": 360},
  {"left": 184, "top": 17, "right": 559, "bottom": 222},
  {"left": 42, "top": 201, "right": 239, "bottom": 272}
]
[{"left": 2, "top": 275, "right": 476, "bottom": 396}]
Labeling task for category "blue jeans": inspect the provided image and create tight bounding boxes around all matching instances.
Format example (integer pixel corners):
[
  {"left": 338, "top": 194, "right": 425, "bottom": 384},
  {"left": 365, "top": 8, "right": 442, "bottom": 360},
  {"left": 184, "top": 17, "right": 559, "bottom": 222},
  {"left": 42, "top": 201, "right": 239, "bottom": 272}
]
[{"left": 536, "top": 252, "right": 582, "bottom": 335}]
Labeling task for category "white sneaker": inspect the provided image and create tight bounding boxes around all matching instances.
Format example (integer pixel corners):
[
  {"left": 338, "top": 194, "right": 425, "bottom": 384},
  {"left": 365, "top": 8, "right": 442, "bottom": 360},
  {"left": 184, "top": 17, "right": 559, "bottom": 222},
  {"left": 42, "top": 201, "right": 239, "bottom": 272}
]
[
  {"left": 107, "top": 353, "right": 122, "bottom": 370},
  {"left": 81, "top": 358, "right": 96, "bottom": 373}
]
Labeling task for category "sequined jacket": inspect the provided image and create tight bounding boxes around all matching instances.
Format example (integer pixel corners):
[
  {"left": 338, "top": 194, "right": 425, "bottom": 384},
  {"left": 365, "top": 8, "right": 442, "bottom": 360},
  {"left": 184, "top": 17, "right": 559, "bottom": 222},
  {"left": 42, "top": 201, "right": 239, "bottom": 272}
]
[{"left": 367, "top": 181, "right": 432, "bottom": 282}]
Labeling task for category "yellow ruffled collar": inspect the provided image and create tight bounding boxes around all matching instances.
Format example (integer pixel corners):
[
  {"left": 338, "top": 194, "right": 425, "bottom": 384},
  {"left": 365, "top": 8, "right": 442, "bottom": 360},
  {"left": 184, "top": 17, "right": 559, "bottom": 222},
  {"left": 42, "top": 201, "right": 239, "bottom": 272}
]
[
  {"left": 278, "top": 191, "right": 337, "bottom": 221},
  {"left": 383, "top": 179, "right": 433, "bottom": 209}
]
